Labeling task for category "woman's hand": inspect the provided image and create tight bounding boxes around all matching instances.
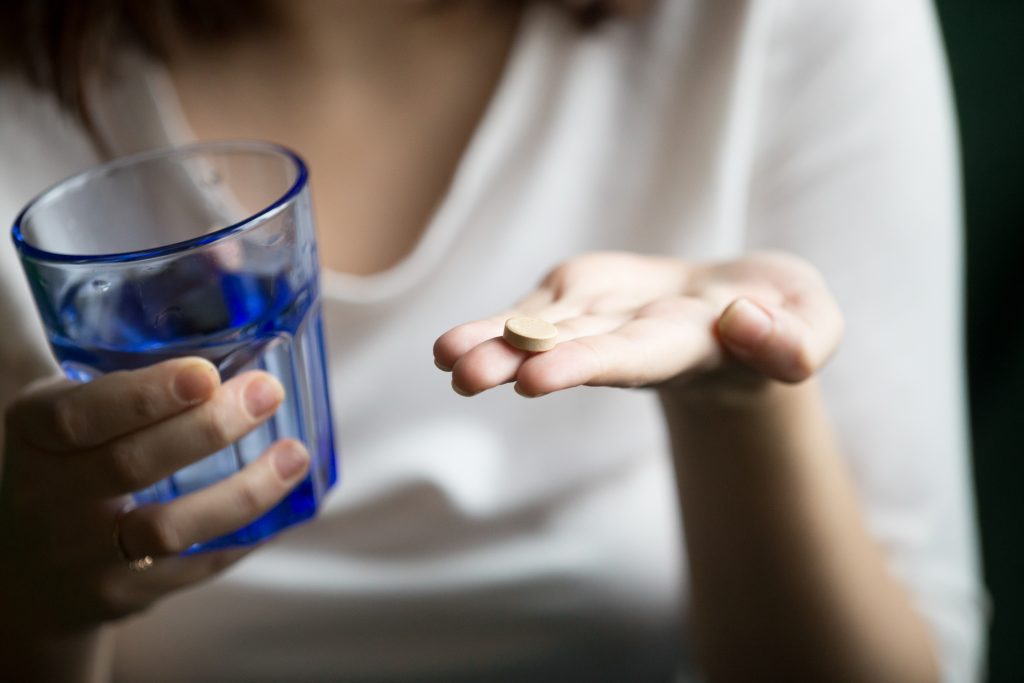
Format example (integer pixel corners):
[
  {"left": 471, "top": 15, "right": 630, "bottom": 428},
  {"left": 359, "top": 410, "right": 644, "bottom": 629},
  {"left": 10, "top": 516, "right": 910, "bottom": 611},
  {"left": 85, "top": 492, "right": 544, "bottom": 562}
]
[
  {"left": 436, "top": 255, "right": 944, "bottom": 681},
  {"left": 433, "top": 251, "right": 844, "bottom": 399},
  {"left": 0, "top": 358, "right": 310, "bottom": 638}
]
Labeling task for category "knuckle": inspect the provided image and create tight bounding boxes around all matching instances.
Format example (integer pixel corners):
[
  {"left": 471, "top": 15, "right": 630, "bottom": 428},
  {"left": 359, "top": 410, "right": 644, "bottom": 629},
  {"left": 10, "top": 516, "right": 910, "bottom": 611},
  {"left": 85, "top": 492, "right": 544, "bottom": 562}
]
[
  {"left": 541, "top": 261, "right": 574, "bottom": 291},
  {"left": 542, "top": 252, "right": 627, "bottom": 293},
  {"left": 106, "top": 438, "right": 147, "bottom": 492},
  {"left": 784, "top": 347, "right": 816, "bottom": 383},
  {"left": 200, "top": 407, "right": 234, "bottom": 447},
  {"left": 50, "top": 396, "right": 89, "bottom": 449},
  {"left": 127, "top": 384, "right": 164, "bottom": 423},
  {"left": 142, "top": 513, "right": 184, "bottom": 556},
  {"left": 233, "top": 475, "right": 269, "bottom": 517}
]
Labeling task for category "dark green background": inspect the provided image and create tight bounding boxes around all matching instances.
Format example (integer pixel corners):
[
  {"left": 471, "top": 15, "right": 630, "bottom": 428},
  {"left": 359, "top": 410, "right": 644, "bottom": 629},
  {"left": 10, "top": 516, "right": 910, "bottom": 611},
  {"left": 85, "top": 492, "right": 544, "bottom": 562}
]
[{"left": 935, "top": 2, "right": 1024, "bottom": 680}]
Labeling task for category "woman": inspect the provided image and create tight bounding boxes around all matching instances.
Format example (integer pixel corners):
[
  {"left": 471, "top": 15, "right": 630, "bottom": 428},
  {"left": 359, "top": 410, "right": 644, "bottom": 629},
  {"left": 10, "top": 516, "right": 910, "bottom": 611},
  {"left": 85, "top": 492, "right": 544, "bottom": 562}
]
[{"left": 0, "top": 1, "right": 984, "bottom": 681}]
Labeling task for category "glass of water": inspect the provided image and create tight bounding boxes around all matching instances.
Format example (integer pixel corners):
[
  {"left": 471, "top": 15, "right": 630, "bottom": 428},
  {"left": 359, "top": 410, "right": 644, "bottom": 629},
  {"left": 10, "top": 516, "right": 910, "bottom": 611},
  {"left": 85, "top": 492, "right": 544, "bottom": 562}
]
[{"left": 11, "top": 140, "right": 338, "bottom": 552}]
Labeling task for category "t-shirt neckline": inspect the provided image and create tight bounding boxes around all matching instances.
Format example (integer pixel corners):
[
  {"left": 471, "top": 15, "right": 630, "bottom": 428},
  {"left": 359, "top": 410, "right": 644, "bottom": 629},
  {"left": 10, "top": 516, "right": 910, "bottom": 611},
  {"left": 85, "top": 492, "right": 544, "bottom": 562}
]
[{"left": 124, "top": 2, "right": 551, "bottom": 305}]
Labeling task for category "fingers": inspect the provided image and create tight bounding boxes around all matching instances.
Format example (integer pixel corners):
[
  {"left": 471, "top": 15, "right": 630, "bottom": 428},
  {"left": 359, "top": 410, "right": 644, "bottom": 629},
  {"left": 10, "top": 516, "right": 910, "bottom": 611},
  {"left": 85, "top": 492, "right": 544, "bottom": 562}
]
[
  {"left": 67, "top": 370, "right": 285, "bottom": 498},
  {"left": 433, "top": 252, "right": 843, "bottom": 397},
  {"left": 716, "top": 294, "right": 843, "bottom": 383},
  {"left": 448, "top": 314, "right": 629, "bottom": 396},
  {"left": 448, "top": 338, "right": 528, "bottom": 395},
  {"left": 444, "top": 297, "right": 716, "bottom": 397},
  {"left": 434, "top": 255, "right": 691, "bottom": 387},
  {"left": 116, "top": 439, "right": 309, "bottom": 559},
  {"left": 516, "top": 302, "right": 719, "bottom": 395},
  {"left": 705, "top": 252, "right": 844, "bottom": 382},
  {"left": 433, "top": 286, "right": 583, "bottom": 371},
  {"left": 136, "top": 547, "right": 253, "bottom": 595},
  {"left": 433, "top": 315, "right": 509, "bottom": 372},
  {"left": 10, "top": 357, "right": 220, "bottom": 453},
  {"left": 97, "top": 547, "right": 255, "bottom": 618},
  {"left": 96, "top": 439, "right": 307, "bottom": 618}
]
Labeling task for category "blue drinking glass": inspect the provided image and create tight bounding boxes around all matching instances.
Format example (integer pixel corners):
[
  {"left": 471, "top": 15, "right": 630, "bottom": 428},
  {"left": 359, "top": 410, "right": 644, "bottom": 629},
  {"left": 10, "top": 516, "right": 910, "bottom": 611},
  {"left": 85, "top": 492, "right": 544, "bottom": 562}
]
[{"left": 11, "top": 141, "right": 338, "bottom": 552}]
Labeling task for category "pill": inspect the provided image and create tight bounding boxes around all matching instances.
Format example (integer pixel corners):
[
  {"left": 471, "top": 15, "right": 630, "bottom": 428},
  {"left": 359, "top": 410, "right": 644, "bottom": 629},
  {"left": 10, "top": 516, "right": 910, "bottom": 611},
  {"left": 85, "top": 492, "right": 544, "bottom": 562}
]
[{"left": 503, "top": 316, "right": 558, "bottom": 352}]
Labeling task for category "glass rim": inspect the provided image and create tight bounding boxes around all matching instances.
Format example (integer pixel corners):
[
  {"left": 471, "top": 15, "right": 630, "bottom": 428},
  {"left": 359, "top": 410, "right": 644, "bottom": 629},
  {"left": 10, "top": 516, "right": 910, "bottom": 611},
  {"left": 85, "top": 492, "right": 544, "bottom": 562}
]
[{"left": 10, "top": 140, "right": 309, "bottom": 266}]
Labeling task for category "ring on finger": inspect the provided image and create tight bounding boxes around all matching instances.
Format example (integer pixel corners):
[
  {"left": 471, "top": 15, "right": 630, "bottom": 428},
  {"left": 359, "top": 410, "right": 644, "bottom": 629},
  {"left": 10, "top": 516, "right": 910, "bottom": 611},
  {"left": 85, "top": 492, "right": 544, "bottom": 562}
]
[{"left": 112, "top": 503, "right": 155, "bottom": 572}]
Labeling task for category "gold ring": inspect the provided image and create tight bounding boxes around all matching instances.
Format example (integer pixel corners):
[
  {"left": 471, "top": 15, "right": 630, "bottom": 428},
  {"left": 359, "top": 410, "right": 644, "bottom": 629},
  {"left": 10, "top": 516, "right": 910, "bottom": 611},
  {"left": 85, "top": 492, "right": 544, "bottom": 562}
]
[
  {"left": 112, "top": 504, "right": 155, "bottom": 572},
  {"left": 126, "top": 556, "right": 155, "bottom": 572}
]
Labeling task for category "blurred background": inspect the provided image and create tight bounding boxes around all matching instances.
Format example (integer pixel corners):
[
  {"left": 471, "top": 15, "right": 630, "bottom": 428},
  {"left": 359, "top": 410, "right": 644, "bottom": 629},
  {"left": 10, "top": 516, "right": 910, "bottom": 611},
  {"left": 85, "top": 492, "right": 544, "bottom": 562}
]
[{"left": 934, "top": 2, "right": 1024, "bottom": 681}]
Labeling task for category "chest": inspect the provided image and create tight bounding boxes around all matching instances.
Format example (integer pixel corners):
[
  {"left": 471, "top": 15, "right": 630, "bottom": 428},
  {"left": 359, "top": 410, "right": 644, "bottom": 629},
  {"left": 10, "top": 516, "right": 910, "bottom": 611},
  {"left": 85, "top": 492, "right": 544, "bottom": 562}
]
[{"left": 166, "top": 13, "right": 520, "bottom": 276}]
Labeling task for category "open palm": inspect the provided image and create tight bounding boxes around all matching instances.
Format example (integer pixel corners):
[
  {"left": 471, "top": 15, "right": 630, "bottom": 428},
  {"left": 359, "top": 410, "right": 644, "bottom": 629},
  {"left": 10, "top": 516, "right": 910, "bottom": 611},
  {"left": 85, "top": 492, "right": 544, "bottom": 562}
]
[{"left": 433, "top": 251, "right": 843, "bottom": 398}]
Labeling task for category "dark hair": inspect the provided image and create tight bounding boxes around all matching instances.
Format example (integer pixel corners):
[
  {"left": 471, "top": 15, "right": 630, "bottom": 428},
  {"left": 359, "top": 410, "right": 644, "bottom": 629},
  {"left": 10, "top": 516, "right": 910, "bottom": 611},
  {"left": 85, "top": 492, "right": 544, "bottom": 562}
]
[{"left": 0, "top": 1, "right": 279, "bottom": 141}]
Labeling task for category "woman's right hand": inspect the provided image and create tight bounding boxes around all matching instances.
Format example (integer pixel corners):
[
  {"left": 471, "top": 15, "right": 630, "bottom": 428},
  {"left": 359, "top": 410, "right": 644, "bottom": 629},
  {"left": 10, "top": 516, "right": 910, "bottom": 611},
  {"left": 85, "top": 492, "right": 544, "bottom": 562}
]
[{"left": 0, "top": 357, "right": 310, "bottom": 638}]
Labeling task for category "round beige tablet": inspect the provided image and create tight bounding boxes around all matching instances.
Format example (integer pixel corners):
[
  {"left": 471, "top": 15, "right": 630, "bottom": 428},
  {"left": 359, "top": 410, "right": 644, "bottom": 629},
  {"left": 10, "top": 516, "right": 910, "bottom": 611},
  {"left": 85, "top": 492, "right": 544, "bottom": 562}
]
[{"left": 503, "top": 316, "right": 558, "bottom": 352}]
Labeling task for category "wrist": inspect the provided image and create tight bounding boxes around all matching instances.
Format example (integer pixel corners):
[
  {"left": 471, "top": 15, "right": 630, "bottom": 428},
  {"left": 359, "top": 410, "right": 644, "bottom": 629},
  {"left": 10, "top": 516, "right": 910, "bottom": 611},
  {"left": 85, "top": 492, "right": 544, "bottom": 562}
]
[{"left": 658, "top": 367, "right": 801, "bottom": 413}]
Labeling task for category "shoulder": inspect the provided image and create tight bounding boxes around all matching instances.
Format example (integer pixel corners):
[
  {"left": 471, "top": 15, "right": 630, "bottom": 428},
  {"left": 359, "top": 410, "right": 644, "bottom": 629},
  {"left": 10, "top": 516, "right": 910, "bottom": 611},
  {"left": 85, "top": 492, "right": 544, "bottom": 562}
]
[
  {"left": 618, "top": 0, "right": 948, "bottom": 113},
  {"left": 765, "top": 0, "right": 947, "bottom": 84},
  {"left": 750, "top": 0, "right": 955, "bottom": 170}
]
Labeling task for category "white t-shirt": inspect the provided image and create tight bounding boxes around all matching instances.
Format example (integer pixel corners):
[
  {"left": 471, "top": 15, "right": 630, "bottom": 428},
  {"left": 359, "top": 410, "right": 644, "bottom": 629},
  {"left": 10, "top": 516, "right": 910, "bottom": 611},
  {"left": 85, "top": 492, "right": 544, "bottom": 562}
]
[{"left": 0, "top": 1, "right": 985, "bottom": 681}]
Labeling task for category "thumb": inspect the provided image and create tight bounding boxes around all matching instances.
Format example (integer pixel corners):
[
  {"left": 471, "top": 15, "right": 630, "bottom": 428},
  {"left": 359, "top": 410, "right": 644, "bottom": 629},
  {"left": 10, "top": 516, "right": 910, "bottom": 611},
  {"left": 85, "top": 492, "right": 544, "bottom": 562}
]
[{"left": 716, "top": 297, "right": 840, "bottom": 383}]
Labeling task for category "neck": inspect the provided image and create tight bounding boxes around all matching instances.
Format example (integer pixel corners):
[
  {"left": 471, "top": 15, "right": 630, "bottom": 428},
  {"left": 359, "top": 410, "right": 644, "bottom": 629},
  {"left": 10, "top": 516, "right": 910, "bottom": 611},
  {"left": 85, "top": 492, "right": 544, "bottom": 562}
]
[
  {"left": 160, "top": 0, "right": 524, "bottom": 276},
  {"left": 162, "top": 1, "right": 523, "bottom": 88}
]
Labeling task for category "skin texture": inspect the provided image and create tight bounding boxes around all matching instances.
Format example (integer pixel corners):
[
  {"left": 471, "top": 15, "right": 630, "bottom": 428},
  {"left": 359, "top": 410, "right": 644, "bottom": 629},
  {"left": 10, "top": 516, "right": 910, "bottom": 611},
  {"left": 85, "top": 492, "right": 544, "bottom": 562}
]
[
  {"left": 163, "top": 0, "right": 523, "bottom": 276},
  {"left": 434, "top": 251, "right": 842, "bottom": 395},
  {"left": 0, "top": 2, "right": 939, "bottom": 681},
  {"left": 434, "top": 251, "right": 939, "bottom": 682},
  {"left": 0, "top": 359, "right": 310, "bottom": 680}
]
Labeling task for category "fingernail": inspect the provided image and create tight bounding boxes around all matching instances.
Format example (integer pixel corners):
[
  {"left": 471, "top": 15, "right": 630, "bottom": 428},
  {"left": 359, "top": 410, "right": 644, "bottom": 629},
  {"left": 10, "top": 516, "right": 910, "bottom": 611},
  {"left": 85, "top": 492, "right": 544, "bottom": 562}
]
[
  {"left": 245, "top": 377, "right": 284, "bottom": 418},
  {"left": 273, "top": 442, "right": 308, "bottom": 480},
  {"left": 451, "top": 380, "right": 474, "bottom": 397},
  {"left": 719, "top": 298, "right": 773, "bottom": 348},
  {"left": 174, "top": 362, "right": 217, "bottom": 404},
  {"left": 514, "top": 384, "right": 543, "bottom": 399},
  {"left": 434, "top": 358, "right": 452, "bottom": 372}
]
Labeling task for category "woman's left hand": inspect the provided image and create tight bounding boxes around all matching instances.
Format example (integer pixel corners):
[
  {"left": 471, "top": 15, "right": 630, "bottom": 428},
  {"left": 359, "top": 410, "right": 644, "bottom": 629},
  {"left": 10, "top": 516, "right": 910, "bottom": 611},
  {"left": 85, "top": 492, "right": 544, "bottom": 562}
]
[{"left": 433, "top": 251, "right": 844, "bottom": 399}]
